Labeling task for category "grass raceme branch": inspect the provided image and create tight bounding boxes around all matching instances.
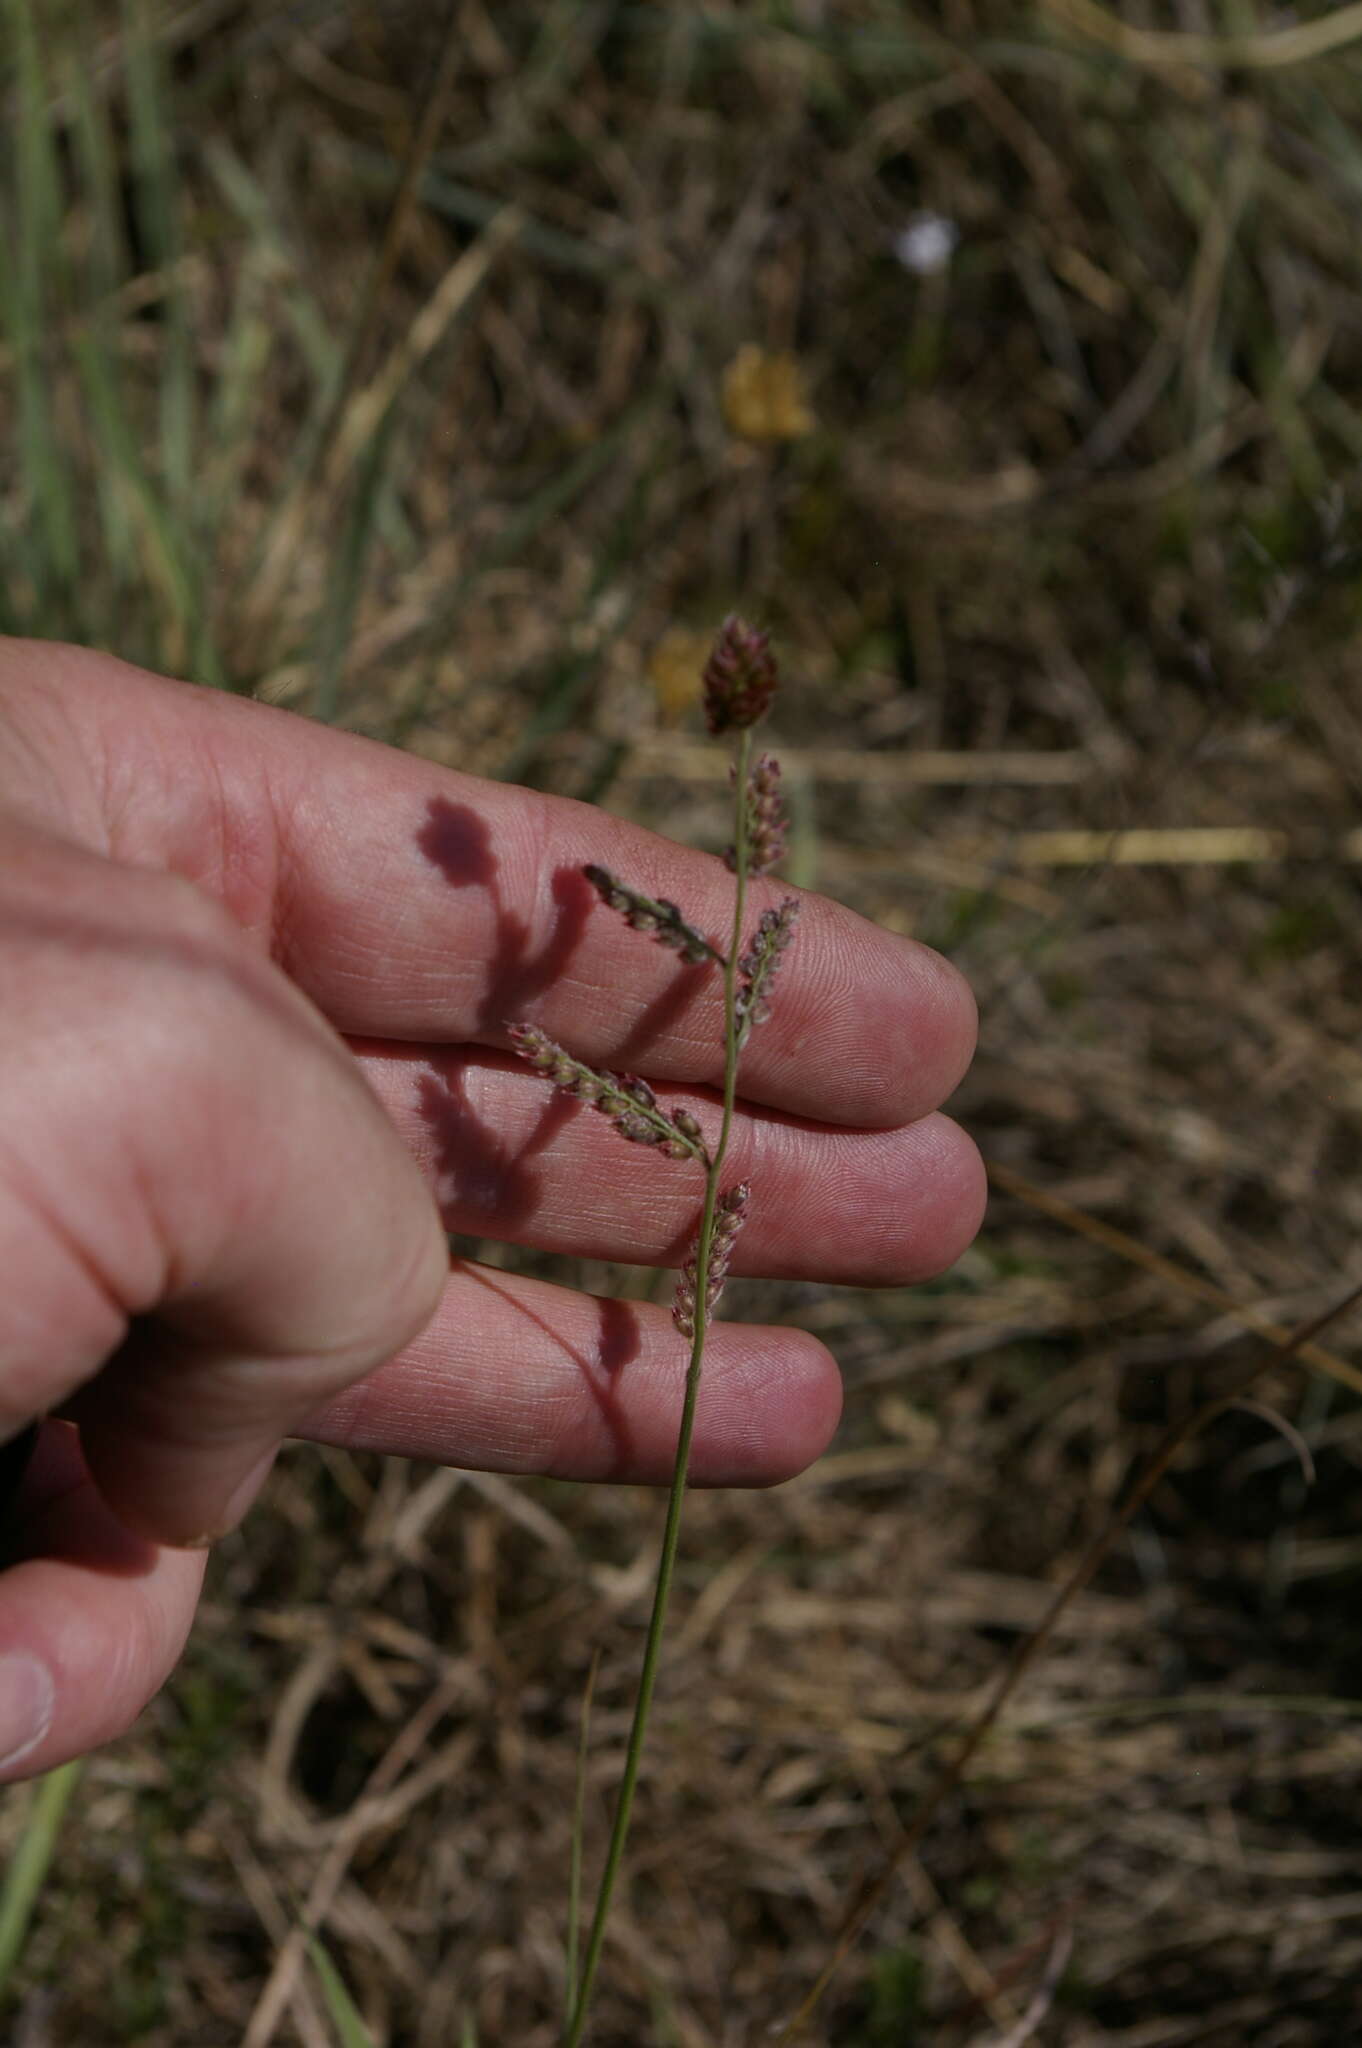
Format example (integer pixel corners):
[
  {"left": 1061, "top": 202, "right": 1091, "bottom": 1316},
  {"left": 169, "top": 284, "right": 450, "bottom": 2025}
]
[
  {"left": 581, "top": 864, "right": 726, "bottom": 966},
  {"left": 506, "top": 1023, "right": 710, "bottom": 1165},
  {"left": 539, "top": 617, "right": 792, "bottom": 2045}
]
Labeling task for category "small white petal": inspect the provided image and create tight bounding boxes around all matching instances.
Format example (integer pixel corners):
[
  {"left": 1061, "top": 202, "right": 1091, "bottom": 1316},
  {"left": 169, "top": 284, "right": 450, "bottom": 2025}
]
[{"left": 893, "top": 213, "right": 960, "bottom": 276}]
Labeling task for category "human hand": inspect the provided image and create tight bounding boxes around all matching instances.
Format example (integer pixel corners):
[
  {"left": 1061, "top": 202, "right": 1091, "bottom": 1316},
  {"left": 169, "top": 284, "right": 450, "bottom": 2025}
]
[{"left": 0, "top": 637, "right": 983, "bottom": 1780}]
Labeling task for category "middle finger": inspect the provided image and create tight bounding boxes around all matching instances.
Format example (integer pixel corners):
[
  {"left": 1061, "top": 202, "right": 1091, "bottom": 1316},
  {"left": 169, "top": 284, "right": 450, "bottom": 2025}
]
[{"left": 355, "top": 1040, "right": 985, "bottom": 1287}]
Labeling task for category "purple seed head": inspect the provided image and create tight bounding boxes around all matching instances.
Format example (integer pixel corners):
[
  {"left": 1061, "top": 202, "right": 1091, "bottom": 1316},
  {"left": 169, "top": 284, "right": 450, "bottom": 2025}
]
[
  {"left": 702, "top": 615, "right": 778, "bottom": 736},
  {"left": 734, "top": 897, "right": 800, "bottom": 1048},
  {"left": 613, "top": 1113, "right": 659, "bottom": 1144},
  {"left": 727, "top": 751, "right": 787, "bottom": 875},
  {"left": 506, "top": 1021, "right": 556, "bottom": 1070},
  {"left": 673, "top": 1181, "right": 752, "bottom": 1339}
]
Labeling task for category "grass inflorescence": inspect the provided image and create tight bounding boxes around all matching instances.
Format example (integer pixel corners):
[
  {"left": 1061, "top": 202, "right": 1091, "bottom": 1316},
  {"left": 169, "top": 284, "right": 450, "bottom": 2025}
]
[{"left": 508, "top": 616, "right": 795, "bottom": 2044}]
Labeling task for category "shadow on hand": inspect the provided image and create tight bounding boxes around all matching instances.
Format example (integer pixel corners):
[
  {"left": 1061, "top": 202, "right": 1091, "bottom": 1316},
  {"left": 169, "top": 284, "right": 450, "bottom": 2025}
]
[
  {"left": 416, "top": 1049, "right": 578, "bottom": 1237},
  {"left": 413, "top": 795, "right": 709, "bottom": 1468},
  {"left": 1, "top": 1419, "right": 164, "bottom": 1579},
  {"left": 461, "top": 1267, "right": 644, "bottom": 1478},
  {"left": 416, "top": 792, "right": 720, "bottom": 1066},
  {"left": 416, "top": 796, "right": 594, "bottom": 1031}
]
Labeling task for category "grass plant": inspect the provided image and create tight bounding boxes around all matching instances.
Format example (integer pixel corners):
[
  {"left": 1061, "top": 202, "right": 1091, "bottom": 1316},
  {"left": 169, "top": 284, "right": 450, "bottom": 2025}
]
[{"left": 505, "top": 619, "right": 797, "bottom": 2041}]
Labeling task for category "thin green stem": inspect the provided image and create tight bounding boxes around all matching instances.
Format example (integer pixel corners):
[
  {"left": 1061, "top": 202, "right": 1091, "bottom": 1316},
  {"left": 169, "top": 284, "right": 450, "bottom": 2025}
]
[
  {"left": 564, "top": 729, "right": 753, "bottom": 2046},
  {"left": 565, "top": 1649, "right": 600, "bottom": 2027}
]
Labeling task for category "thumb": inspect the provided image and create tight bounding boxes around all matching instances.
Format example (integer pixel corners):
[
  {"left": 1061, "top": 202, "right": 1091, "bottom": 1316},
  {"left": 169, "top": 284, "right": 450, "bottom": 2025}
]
[{"left": 1, "top": 824, "right": 448, "bottom": 1548}]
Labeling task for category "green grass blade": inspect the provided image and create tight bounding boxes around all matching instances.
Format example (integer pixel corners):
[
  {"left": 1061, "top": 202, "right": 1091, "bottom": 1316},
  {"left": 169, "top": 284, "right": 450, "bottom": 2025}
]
[
  {"left": 4, "top": 0, "right": 80, "bottom": 619},
  {"left": 71, "top": 331, "right": 198, "bottom": 657},
  {"left": 120, "top": 0, "right": 194, "bottom": 514},
  {"left": 341, "top": 143, "right": 667, "bottom": 304},
  {"left": 199, "top": 250, "right": 274, "bottom": 557},
  {"left": 199, "top": 137, "right": 349, "bottom": 599},
  {"left": 66, "top": 45, "right": 137, "bottom": 599},
  {"left": 304, "top": 1935, "right": 376, "bottom": 2048},
  {"left": 0, "top": 1762, "right": 82, "bottom": 2001},
  {"left": 311, "top": 396, "right": 402, "bottom": 723},
  {"left": 199, "top": 138, "right": 341, "bottom": 393},
  {"left": 65, "top": 41, "right": 129, "bottom": 302}
]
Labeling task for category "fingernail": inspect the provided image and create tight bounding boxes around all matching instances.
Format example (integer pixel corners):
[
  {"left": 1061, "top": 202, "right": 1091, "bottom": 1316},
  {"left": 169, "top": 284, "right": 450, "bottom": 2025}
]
[{"left": 0, "top": 1651, "right": 54, "bottom": 1772}]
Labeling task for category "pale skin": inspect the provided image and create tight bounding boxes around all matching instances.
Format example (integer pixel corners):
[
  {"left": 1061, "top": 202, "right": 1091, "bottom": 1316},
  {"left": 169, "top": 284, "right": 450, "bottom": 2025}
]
[{"left": 0, "top": 636, "right": 986, "bottom": 1781}]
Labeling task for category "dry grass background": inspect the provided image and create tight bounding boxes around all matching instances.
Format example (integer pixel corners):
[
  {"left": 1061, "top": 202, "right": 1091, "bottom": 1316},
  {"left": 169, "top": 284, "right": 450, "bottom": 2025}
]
[{"left": 3, "top": 2, "right": 1362, "bottom": 2043}]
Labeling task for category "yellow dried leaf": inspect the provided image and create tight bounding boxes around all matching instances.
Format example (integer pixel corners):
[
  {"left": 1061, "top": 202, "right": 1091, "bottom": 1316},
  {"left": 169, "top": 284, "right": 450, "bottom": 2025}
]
[
  {"left": 647, "top": 628, "right": 712, "bottom": 724},
  {"left": 721, "top": 345, "right": 815, "bottom": 443}
]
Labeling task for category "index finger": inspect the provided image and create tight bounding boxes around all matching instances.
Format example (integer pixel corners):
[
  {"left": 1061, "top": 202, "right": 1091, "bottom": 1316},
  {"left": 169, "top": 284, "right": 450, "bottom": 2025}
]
[{"left": 6, "top": 640, "right": 976, "bottom": 1127}]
